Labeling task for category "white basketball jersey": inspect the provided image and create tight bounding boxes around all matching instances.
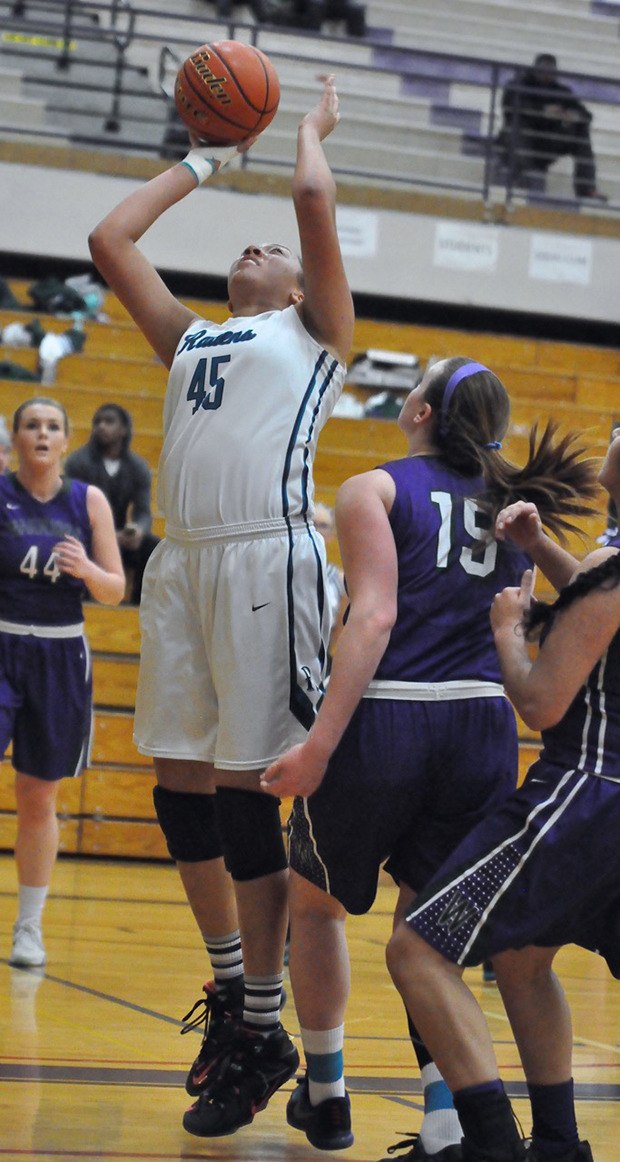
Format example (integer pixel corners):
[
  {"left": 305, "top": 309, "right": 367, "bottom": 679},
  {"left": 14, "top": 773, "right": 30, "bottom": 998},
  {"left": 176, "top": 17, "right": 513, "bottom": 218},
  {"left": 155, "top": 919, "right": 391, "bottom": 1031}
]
[{"left": 158, "top": 305, "right": 346, "bottom": 536}]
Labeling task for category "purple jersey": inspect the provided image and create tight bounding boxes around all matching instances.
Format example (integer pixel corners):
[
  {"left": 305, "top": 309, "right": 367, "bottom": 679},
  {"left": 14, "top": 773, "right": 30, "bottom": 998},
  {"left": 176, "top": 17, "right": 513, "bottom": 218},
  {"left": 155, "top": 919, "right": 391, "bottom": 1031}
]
[
  {"left": 404, "top": 550, "right": 620, "bottom": 970},
  {"left": 375, "top": 456, "right": 531, "bottom": 682},
  {"left": 0, "top": 473, "right": 91, "bottom": 626}
]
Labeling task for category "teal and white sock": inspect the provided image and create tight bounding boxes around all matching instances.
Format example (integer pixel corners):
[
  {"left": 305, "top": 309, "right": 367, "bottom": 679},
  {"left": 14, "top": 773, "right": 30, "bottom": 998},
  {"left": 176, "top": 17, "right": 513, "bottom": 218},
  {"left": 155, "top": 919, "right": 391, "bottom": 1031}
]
[
  {"left": 419, "top": 1062, "right": 463, "bottom": 1152},
  {"left": 301, "top": 1024, "right": 346, "bottom": 1105}
]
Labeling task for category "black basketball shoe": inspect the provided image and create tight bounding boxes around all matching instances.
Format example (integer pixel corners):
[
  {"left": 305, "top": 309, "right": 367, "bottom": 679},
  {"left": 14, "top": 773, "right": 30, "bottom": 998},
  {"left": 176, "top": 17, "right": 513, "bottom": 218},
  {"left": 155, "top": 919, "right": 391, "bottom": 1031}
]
[
  {"left": 380, "top": 1131, "right": 463, "bottom": 1160},
  {"left": 182, "top": 1023, "right": 299, "bottom": 1137},
  {"left": 462, "top": 1142, "right": 526, "bottom": 1162},
  {"left": 527, "top": 1144, "right": 594, "bottom": 1162},
  {"left": 287, "top": 1074, "right": 354, "bottom": 1150},
  {"left": 181, "top": 978, "right": 244, "bottom": 1096}
]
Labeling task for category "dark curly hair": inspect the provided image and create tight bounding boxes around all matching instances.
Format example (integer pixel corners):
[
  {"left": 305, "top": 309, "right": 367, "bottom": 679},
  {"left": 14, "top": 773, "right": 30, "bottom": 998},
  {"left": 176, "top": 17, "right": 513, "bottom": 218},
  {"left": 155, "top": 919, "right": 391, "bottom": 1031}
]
[{"left": 90, "top": 403, "right": 133, "bottom": 454}]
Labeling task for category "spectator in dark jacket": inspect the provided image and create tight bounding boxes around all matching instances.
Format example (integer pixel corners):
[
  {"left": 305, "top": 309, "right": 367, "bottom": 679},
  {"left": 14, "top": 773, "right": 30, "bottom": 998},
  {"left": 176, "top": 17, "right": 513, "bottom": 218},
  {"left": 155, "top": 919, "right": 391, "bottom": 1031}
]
[
  {"left": 499, "top": 53, "right": 606, "bottom": 200},
  {"left": 65, "top": 403, "right": 159, "bottom": 604},
  {"left": 255, "top": 0, "right": 366, "bottom": 36}
]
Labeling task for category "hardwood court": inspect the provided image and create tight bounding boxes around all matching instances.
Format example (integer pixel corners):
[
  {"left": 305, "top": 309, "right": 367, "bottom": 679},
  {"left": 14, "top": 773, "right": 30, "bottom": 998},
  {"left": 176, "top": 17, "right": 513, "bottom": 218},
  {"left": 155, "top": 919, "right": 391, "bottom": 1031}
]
[{"left": 1, "top": 855, "right": 619, "bottom": 1161}]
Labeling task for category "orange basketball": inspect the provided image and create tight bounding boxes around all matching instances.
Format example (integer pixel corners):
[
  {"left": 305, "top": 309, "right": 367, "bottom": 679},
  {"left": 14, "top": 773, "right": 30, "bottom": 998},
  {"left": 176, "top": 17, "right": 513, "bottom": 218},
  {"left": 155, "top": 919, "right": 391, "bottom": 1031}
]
[{"left": 174, "top": 40, "right": 280, "bottom": 146}]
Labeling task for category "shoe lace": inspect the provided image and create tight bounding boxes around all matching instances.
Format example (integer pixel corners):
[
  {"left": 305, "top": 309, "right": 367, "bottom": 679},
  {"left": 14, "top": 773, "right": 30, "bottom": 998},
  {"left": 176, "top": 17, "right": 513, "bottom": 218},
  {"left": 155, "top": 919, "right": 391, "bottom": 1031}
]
[
  {"left": 180, "top": 983, "right": 225, "bottom": 1037},
  {"left": 384, "top": 1132, "right": 420, "bottom": 1156}
]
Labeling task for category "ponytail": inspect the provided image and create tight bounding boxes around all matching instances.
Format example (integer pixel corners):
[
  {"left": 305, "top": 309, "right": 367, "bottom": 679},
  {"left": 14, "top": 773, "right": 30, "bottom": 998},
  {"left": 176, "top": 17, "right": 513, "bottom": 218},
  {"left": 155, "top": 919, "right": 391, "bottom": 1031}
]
[
  {"left": 423, "top": 358, "right": 599, "bottom": 540},
  {"left": 482, "top": 420, "right": 600, "bottom": 539}
]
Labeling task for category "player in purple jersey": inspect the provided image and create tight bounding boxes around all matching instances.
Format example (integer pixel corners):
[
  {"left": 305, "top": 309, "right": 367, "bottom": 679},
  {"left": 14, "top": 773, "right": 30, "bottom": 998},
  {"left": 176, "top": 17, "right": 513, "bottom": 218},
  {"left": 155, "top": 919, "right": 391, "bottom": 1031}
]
[
  {"left": 1, "top": 398, "right": 124, "bottom": 969},
  {"left": 384, "top": 435, "right": 620, "bottom": 1162},
  {"left": 88, "top": 78, "right": 354, "bottom": 1137},
  {"left": 262, "top": 358, "right": 598, "bottom": 1158}
]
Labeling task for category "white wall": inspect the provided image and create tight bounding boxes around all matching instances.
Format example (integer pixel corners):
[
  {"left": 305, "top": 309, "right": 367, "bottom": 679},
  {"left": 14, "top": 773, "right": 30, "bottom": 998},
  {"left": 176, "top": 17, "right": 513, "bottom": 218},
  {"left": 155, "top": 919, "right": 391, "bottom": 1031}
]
[{"left": 1, "top": 161, "right": 617, "bottom": 324}]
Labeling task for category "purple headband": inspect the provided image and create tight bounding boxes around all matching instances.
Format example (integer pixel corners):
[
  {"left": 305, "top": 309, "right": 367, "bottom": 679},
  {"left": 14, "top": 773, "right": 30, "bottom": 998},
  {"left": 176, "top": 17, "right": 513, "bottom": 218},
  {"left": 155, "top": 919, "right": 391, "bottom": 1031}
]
[{"left": 440, "top": 362, "right": 490, "bottom": 433}]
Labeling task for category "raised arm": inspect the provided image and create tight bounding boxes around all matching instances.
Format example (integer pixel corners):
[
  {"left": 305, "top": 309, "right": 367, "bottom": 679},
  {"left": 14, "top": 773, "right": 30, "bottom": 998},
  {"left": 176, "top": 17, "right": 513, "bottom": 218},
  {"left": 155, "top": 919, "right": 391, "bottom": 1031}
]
[
  {"left": 293, "top": 76, "right": 355, "bottom": 367},
  {"left": 261, "top": 469, "right": 397, "bottom": 797},
  {"left": 88, "top": 165, "right": 203, "bottom": 368},
  {"left": 491, "top": 555, "right": 620, "bottom": 731}
]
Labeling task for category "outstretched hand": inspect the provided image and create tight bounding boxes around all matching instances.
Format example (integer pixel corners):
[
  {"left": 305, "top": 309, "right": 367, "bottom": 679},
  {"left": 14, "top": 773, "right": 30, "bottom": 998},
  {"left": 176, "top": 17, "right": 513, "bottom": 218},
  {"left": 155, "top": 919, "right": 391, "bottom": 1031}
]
[
  {"left": 301, "top": 74, "right": 339, "bottom": 141},
  {"left": 260, "top": 742, "right": 328, "bottom": 799}
]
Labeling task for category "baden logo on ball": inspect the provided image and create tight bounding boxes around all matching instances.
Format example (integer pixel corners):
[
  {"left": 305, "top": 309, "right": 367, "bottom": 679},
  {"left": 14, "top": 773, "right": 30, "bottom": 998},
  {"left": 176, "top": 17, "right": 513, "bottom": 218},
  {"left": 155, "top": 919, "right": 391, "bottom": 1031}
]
[{"left": 175, "top": 40, "right": 280, "bottom": 147}]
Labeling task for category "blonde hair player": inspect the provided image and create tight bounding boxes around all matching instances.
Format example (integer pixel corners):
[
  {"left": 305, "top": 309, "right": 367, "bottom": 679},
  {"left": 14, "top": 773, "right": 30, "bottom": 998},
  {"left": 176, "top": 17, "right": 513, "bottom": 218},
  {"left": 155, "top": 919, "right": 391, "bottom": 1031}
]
[{"left": 1, "top": 398, "right": 124, "bottom": 968}]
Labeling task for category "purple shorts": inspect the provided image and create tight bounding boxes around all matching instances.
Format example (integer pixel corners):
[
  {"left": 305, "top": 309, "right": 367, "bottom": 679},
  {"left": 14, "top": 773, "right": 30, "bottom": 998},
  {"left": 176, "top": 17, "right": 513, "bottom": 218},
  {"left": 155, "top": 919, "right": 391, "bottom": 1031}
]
[
  {"left": 288, "top": 694, "right": 519, "bottom": 914},
  {"left": 0, "top": 629, "right": 92, "bottom": 781},
  {"left": 406, "top": 758, "right": 620, "bottom": 978}
]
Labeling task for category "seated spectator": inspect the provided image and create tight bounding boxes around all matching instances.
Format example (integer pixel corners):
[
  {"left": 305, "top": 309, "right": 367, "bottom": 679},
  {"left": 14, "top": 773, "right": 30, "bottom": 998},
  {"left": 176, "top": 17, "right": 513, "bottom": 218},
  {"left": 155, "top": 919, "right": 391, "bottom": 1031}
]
[
  {"left": 203, "top": 0, "right": 243, "bottom": 17},
  {"left": 498, "top": 53, "right": 606, "bottom": 201},
  {"left": 64, "top": 404, "right": 159, "bottom": 604},
  {"left": 317, "top": 0, "right": 366, "bottom": 36},
  {"left": 255, "top": 0, "right": 366, "bottom": 36}
]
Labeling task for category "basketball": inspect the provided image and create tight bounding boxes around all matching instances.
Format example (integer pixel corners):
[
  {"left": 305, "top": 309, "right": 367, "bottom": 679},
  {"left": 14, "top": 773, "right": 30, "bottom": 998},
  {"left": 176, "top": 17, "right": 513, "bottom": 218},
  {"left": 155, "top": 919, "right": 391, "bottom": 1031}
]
[{"left": 174, "top": 40, "right": 280, "bottom": 146}]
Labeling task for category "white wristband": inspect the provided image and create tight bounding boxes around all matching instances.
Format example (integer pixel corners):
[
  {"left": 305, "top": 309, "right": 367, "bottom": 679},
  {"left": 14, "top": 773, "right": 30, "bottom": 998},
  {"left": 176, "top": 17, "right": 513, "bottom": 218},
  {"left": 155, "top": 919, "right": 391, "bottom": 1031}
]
[{"left": 181, "top": 144, "right": 239, "bottom": 186}]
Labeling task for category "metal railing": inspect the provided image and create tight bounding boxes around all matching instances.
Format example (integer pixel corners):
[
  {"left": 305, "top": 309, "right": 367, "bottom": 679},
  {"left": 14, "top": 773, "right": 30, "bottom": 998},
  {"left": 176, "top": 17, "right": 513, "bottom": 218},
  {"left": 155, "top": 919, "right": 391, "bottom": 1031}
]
[{"left": 0, "top": 0, "right": 618, "bottom": 213}]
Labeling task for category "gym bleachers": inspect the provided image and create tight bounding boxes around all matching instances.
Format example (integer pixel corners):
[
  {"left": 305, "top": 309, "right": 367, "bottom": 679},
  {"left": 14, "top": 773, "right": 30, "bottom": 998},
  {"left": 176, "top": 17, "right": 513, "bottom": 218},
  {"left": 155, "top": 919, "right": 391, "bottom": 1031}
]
[
  {"left": 0, "top": 280, "right": 618, "bottom": 857},
  {"left": 365, "top": 0, "right": 620, "bottom": 77},
  {"left": 1, "top": 1, "right": 619, "bottom": 209}
]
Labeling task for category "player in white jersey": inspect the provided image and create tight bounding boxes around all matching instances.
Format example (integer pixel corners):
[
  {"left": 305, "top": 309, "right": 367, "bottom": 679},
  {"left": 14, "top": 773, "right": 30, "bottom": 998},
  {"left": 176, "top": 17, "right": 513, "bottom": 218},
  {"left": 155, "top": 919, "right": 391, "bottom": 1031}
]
[{"left": 88, "top": 76, "right": 354, "bottom": 1138}]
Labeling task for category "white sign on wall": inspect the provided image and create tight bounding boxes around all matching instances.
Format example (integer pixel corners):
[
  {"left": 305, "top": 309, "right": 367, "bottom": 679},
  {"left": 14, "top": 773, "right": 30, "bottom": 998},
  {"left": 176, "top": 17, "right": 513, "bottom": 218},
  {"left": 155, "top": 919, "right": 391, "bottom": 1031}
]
[
  {"left": 529, "top": 233, "right": 592, "bottom": 286},
  {"left": 433, "top": 221, "right": 499, "bottom": 272},
  {"left": 335, "top": 206, "right": 379, "bottom": 257}
]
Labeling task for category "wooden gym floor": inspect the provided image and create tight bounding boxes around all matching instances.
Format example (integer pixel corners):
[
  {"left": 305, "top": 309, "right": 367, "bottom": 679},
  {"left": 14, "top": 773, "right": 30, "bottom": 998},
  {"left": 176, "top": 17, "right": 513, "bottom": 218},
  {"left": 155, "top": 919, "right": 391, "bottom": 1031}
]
[{"left": 1, "top": 854, "right": 619, "bottom": 1162}]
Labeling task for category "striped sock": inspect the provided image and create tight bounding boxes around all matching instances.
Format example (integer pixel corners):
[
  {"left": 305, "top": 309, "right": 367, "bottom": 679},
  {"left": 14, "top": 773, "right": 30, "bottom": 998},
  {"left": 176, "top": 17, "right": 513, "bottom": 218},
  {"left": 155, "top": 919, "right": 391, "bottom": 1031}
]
[
  {"left": 243, "top": 973, "right": 284, "bottom": 1035},
  {"left": 419, "top": 1062, "right": 463, "bottom": 1152},
  {"left": 202, "top": 930, "right": 243, "bottom": 992},
  {"left": 301, "top": 1025, "right": 346, "bottom": 1105}
]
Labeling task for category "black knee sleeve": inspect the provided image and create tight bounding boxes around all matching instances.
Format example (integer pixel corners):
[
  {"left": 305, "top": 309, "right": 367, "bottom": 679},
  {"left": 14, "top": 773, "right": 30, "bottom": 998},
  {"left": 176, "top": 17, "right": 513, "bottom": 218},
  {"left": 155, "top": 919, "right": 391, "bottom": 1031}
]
[
  {"left": 215, "top": 787, "right": 287, "bottom": 882},
  {"left": 153, "top": 786, "right": 222, "bottom": 863}
]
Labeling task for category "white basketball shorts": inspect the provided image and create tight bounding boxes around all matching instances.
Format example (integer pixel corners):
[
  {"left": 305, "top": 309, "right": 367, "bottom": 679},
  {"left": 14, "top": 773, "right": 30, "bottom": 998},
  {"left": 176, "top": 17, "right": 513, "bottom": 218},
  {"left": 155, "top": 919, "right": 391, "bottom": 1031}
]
[{"left": 134, "top": 521, "right": 332, "bottom": 769}]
